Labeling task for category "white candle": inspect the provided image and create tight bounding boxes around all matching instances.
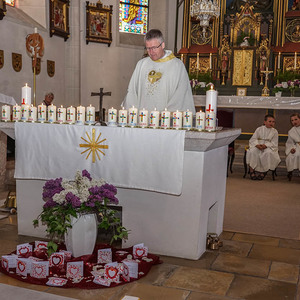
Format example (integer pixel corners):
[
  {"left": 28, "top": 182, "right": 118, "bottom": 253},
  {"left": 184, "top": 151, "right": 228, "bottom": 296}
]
[
  {"left": 37, "top": 103, "right": 46, "bottom": 122},
  {"left": 34, "top": 27, "right": 37, "bottom": 33},
  {"left": 57, "top": 106, "right": 66, "bottom": 124},
  {"left": 48, "top": 104, "right": 56, "bottom": 123},
  {"left": 128, "top": 106, "right": 138, "bottom": 127},
  {"left": 138, "top": 108, "right": 148, "bottom": 128},
  {"left": 12, "top": 104, "right": 21, "bottom": 122},
  {"left": 209, "top": 53, "right": 212, "bottom": 69},
  {"left": 161, "top": 108, "right": 171, "bottom": 129},
  {"left": 278, "top": 52, "right": 281, "bottom": 69},
  {"left": 196, "top": 110, "right": 205, "bottom": 131},
  {"left": 149, "top": 108, "right": 160, "bottom": 128},
  {"left": 197, "top": 53, "right": 199, "bottom": 69},
  {"left": 206, "top": 86, "right": 218, "bottom": 116},
  {"left": 86, "top": 105, "right": 95, "bottom": 125},
  {"left": 294, "top": 52, "right": 297, "bottom": 70},
  {"left": 21, "top": 103, "right": 29, "bottom": 122},
  {"left": 76, "top": 105, "right": 85, "bottom": 125},
  {"left": 181, "top": 54, "right": 183, "bottom": 62},
  {"left": 108, "top": 107, "right": 118, "bottom": 126},
  {"left": 118, "top": 107, "right": 127, "bottom": 127},
  {"left": 183, "top": 109, "right": 193, "bottom": 130},
  {"left": 67, "top": 106, "right": 76, "bottom": 124},
  {"left": 28, "top": 105, "right": 37, "bottom": 122},
  {"left": 205, "top": 112, "right": 216, "bottom": 131},
  {"left": 1, "top": 105, "right": 11, "bottom": 122},
  {"left": 172, "top": 110, "right": 182, "bottom": 129},
  {"left": 22, "top": 83, "right": 31, "bottom": 105}
]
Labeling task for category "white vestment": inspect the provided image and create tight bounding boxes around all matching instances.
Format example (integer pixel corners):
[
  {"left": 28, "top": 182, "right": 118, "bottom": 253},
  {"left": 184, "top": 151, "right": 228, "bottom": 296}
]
[
  {"left": 122, "top": 50, "right": 196, "bottom": 113},
  {"left": 285, "top": 126, "right": 300, "bottom": 172},
  {"left": 246, "top": 125, "right": 281, "bottom": 172}
]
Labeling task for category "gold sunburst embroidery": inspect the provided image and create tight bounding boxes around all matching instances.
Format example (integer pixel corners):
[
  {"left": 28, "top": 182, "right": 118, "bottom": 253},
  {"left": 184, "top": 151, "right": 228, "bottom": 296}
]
[{"left": 79, "top": 129, "right": 108, "bottom": 163}]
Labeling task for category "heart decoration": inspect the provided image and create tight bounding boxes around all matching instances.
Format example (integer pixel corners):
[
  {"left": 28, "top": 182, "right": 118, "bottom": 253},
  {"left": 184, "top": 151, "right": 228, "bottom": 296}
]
[
  {"left": 135, "top": 248, "right": 145, "bottom": 258},
  {"left": 52, "top": 256, "right": 62, "bottom": 266},
  {"left": 17, "top": 261, "right": 26, "bottom": 272},
  {"left": 106, "top": 266, "right": 118, "bottom": 279},
  {"left": 69, "top": 266, "right": 79, "bottom": 277},
  {"left": 19, "top": 247, "right": 29, "bottom": 255},
  {"left": 35, "top": 266, "right": 43, "bottom": 275},
  {"left": 37, "top": 243, "right": 47, "bottom": 249}
]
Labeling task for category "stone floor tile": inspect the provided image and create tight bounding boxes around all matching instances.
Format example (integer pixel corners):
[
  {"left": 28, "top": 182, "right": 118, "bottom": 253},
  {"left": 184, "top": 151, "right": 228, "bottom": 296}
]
[
  {"left": 212, "top": 254, "right": 270, "bottom": 278},
  {"left": 219, "top": 231, "right": 235, "bottom": 241},
  {"left": 159, "top": 251, "right": 218, "bottom": 270},
  {"left": 232, "top": 233, "right": 280, "bottom": 247},
  {"left": 163, "top": 266, "right": 234, "bottom": 296},
  {"left": 113, "top": 282, "right": 190, "bottom": 300},
  {"left": 218, "top": 240, "right": 252, "bottom": 257},
  {"left": 0, "top": 238, "right": 19, "bottom": 256},
  {"left": 279, "top": 238, "right": 300, "bottom": 250},
  {"left": 249, "top": 244, "right": 300, "bottom": 265},
  {"left": 268, "top": 261, "right": 299, "bottom": 284},
  {"left": 227, "top": 274, "right": 297, "bottom": 300},
  {"left": 188, "top": 291, "right": 243, "bottom": 300}
]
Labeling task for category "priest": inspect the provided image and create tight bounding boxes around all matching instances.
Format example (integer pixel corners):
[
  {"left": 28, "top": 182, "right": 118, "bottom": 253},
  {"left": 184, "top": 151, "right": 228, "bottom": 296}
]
[{"left": 122, "top": 29, "right": 195, "bottom": 113}]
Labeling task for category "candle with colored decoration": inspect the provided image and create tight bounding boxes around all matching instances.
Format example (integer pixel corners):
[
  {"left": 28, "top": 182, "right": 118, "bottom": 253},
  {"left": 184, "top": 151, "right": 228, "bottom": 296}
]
[
  {"left": 108, "top": 107, "right": 117, "bottom": 126},
  {"left": 76, "top": 105, "right": 85, "bottom": 125},
  {"left": 28, "top": 105, "right": 37, "bottom": 122},
  {"left": 86, "top": 105, "right": 95, "bottom": 125},
  {"left": 138, "top": 108, "right": 148, "bottom": 128},
  {"left": 21, "top": 99, "right": 29, "bottom": 122},
  {"left": 149, "top": 108, "right": 160, "bottom": 128},
  {"left": 128, "top": 106, "right": 138, "bottom": 127},
  {"left": 22, "top": 83, "right": 31, "bottom": 105},
  {"left": 12, "top": 104, "right": 21, "bottom": 122},
  {"left": 206, "top": 84, "right": 218, "bottom": 117},
  {"left": 183, "top": 109, "right": 193, "bottom": 130},
  {"left": 196, "top": 110, "right": 205, "bottom": 131},
  {"left": 205, "top": 112, "right": 216, "bottom": 131},
  {"left": 48, "top": 104, "right": 56, "bottom": 123},
  {"left": 67, "top": 106, "right": 76, "bottom": 124},
  {"left": 1, "top": 105, "right": 11, "bottom": 122},
  {"left": 118, "top": 107, "right": 127, "bottom": 127},
  {"left": 57, "top": 106, "right": 66, "bottom": 124},
  {"left": 172, "top": 110, "right": 182, "bottom": 129},
  {"left": 161, "top": 108, "right": 171, "bottom": 129},
  {"left": 37, "top": 103, "right": 46, "bottom": 123}
]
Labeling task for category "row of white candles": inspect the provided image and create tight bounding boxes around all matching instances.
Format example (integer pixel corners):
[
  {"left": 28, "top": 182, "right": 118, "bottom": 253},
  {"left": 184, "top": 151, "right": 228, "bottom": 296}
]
[
  {"left": 1, "top": 103, "right": 96, "bottom": 125},
  {"left": 108, "top": 107, "right": 216, "bottom": 131}
]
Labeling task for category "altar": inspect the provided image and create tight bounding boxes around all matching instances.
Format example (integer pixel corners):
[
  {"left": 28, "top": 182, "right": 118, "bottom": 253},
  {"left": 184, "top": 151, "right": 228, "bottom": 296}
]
[{"left": 0, "top": 122, "right": 240, "bottom": 259}]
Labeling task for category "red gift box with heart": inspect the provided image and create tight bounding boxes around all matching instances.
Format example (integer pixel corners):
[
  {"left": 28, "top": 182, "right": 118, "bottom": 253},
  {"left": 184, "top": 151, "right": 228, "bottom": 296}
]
[
  {"left": 16, "top": 258, "right": 31, "bottom": 276},
  {"left": 17, "top": 243, "right": 33, "bottom": 258},
  {"left": 104, "top": 262, "right": 120, "bottom": 283},
  {"left": 1, "top": 254, "right": 18, "bottom": 271},
  {"left": 133, "top": 243, "right": 148, "bottom": 259},
  {"left": 49, "top": 252, "right": 65, "bottom": 267},
  {"left": 34, "top": 241, "right": 48, "bottom": 251},
  {"left": 66, "top": 261, "right": 84, "bottom": 279}
]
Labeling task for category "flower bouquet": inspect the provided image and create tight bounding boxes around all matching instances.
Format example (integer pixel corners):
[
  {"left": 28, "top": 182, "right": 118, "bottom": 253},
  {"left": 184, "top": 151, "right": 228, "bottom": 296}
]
[
  {"left": 272, "top": 83, "right": 285, "bottom": 95},
  {"left": 33, "top": 170, "right": 129, "bottom": 255},
  {"left": 287, "top": 79, "right": 300, "bottom": 96}
]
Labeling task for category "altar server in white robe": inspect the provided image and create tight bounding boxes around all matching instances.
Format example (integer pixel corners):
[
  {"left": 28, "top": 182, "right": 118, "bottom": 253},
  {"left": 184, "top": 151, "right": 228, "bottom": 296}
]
[
  {"left": 285, "top": 113, "right": 300, "bottom": 178},
  {"left": 246, "top": 114, "right": 281, "bottom": 180},
  {"left": 122, "top": 29, "right": 195, "bottom": 113}
]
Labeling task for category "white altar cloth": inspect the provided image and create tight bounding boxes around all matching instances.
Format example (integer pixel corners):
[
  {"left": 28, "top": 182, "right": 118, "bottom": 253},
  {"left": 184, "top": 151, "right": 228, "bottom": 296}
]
[
  {"left": 0, "top": 93, "right": 16, "bottom": 105},
  {"left": 194, "top": 95, "right": 300, "bottom": 110},
  {"left": 14, "top": 123, "right": 185, "bottom": 195}
]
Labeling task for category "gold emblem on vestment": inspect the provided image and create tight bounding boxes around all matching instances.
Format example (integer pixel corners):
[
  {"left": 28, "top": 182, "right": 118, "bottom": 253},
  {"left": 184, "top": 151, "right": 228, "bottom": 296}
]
[
  {"left": 148, "top": 70, "right": 162, "bottom": 84},
  {"left": 79, "top": 129, "right": 108, "bottom": 163}
]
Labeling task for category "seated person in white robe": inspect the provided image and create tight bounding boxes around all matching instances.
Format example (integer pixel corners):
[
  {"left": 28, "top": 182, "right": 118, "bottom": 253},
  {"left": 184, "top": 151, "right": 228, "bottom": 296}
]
[
  {"left": 122, "top": 29, "right": 195, "bottom": 114},
  {"left": 285, "top": 113, "right": 300, "bottom": 178},
  {"left": 246, "top": 114, "right": 281, "bottom": 180}
]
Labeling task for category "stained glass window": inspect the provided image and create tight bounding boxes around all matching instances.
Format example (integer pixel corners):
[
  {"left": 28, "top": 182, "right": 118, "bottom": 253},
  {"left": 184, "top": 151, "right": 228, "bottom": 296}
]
[
  {"left": 5, "top": 0, "right": 15, "bottom": 7},
  {"left": 119, "top": 0, "right": 148, "bottom": 35}
]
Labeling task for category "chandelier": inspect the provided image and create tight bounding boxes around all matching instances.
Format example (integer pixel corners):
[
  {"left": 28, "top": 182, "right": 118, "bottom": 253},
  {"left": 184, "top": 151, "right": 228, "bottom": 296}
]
[{"left": 190, "top": 0, "right": 220, "bottom": 37}]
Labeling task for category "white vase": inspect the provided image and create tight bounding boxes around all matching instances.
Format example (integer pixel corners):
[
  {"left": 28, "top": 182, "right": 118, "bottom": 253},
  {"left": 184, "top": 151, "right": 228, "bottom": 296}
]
[
  {"left": 275, "top": 91, "right": 282, "bottom": 97},
  {"left": 64, "top": 213, "right": 98, "bottom": 257}
]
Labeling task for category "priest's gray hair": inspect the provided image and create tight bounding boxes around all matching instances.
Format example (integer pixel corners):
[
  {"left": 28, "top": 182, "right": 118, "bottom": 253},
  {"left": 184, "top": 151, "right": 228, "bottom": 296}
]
[
  {"left": 45, "top": 92, "right": 54, "bottom": 99},
  {"left": 145, "top": 29, "right": 164, "bottom": 44}
]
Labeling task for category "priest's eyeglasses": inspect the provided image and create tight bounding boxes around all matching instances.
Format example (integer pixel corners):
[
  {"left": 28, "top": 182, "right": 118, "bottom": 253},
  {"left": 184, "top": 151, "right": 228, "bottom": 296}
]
[{"left": 145, "top": 42, "right": 163, "bottom": 51}]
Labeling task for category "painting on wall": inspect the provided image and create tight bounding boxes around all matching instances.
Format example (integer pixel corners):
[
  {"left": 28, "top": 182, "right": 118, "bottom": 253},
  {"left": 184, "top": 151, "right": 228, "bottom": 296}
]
[
  {"left": 86, "top": 1, "right": 113, "bottom": 46},
  {"left": 49, "top": 0, "right": 70, "bottom": 41}
]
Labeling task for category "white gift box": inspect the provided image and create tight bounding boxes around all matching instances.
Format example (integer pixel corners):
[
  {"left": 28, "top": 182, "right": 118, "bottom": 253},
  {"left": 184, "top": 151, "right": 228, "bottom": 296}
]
[
  {"left": 93, "top": 276, "right": 111, "bottom": 286},
  {"left": 133, "top": 243, "right": 148, "bottom": 259},
  {"left": 122, "top": 259, "right": 138, "bottom": 279},
  {"left": 104, "top": 262, "right": 120, "bottom": 283},
  {"left": 66, "top": 261, "right": 84, "bottom": 279},
  {"left": 16, "top": 258, "right": 32, "bottom": 276},
  {"left": 34, "top": 241, "right": 48, "bottom": 250},
  {"left": 30, "top": 261, "right": 49, "bottom": 278},
  {"left": 49, "top": 252, "right": 65, "bottom": 267},
  {"left": 97, "top": 248, "right": 112, "bottom": 264},
  {"left": 1, "top": 255, "right": 18, "bottom": 271},
  {"left": 17, "top": 243, "right": 33, "bottom": 257}
]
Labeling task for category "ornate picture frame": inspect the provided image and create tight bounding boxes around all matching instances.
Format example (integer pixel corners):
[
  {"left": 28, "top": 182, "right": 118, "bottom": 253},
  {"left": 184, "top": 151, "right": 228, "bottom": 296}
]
[
  {"left": 86, "top": 1, "right": 113, "bottom": 46},
  {"left": 49, "top": 0, "right": 70, "bottom": 41},
  {"left": 236, "top": 88, "right": 247, "bottom": 96}
]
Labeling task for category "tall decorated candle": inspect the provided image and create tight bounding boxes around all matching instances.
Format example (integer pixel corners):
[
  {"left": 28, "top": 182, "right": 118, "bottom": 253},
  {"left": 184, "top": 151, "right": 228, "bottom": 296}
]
[
  {"left": 28, "top": 105, "right": 37, "bottom": 122},
  {"left": 161, "top": 108, "right": 171, "bottom": 129},
  {"left": 67, "top": 106, "right": 76, "bottom": 124},
  {"left": 172, "top": 110, "right": 182, "bottom": 129},
  {"left": 128, "top": 106, "right": 138, "bottom": 127},
  {"left": 22, "top": 83, "right": 31, "bottom": 105},
  {"left": 57, "top": 106, "right": 66, "bottom": 124},
  {"left": 108, "top": 107, "right": 117, "bottom": 126},
  {"left": 86, "top": 104, "right": 95, "bottom": 125},
  {"left": 196, "top": 110, "right": 205, "bottom": 131},
  {"left": 138, "top": 108, "right": 148, "bottom": 128},
  {"left": 37, "top": 103, "right": 46, "bottom": 123},
  {"left": 205, "top": 84, "right": 218, "bottom": 116},
  {"left": 118, "top": 107, "right": 127, "bottom": 127},
  {"left": 1, "top": 105, "right": 11, "bottom": 122},
  {"left": 76, "top": 105, "right": 85, "bottom": 125},
  {"left": 48, "top": 104, "right": 56, "bottom": 123},
  {"left": 183, "top": 109, "right": 193, "bottom": 130},
  {"left": 21, "top": 100, "right": 29, "bottom": 122},
  {"left": 205, "top": 111, "right": 216, "bottom": 131},
  {"left": 12, "top": 104, "right": 21, "bottom": 122},
  {"left": 149, "top": 108, "right": 160, "bottom": 128}
]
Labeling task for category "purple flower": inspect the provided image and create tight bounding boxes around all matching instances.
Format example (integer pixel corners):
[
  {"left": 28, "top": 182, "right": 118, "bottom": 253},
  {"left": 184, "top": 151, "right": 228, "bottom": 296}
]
[
  {"left": 65, "top": 192, "right": 81, "bottom": 208},
  {"left": 42, "top": 178, "right": 64, "bottom": 202},
  {"left": 82, "top": 169, "right": 92, "bottom": 181},
  {"left": 43, "top": 199, "right": 57, "bottom": 208}
]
